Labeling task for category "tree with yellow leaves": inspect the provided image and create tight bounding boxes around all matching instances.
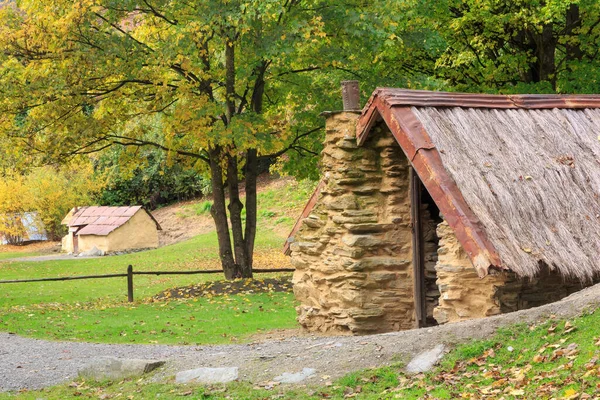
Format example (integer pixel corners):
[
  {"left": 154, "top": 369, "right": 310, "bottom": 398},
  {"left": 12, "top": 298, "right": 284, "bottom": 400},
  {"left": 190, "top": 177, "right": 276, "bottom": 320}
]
[{"left": 0, "top": 0, "right": 387, "bottom": 278}]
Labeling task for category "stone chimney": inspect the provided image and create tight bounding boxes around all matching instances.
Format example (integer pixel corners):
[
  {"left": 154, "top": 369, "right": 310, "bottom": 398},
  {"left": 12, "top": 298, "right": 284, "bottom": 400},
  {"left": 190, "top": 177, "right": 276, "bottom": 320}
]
[{"left": 290, "top": 82, "right": 416, "bottom": 334}]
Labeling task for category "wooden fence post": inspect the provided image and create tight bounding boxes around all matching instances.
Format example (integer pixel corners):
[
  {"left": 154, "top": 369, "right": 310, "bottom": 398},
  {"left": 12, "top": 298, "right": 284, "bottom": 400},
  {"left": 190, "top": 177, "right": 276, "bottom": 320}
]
[{"left": 127, "top": 265, "right": 134, "bottom": 302}]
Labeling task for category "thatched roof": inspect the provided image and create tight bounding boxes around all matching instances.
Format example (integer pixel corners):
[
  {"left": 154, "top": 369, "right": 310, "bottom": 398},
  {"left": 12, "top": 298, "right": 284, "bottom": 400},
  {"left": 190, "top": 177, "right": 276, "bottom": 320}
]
[{"left": 357, "top": 89, "right": 600, "bottom": 280}]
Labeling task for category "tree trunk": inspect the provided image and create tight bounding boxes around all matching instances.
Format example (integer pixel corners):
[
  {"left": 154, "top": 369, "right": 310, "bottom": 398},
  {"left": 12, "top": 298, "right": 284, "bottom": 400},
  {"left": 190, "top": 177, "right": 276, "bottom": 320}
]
[
  {"left": 244, "top": 148, "right": 258, "bottom": 275},
  {"left": 209, "top": 147, "right": 238, "bottom": 279},
  {"left": 208, "top": 37, "right": 265, "bottom": 280},
  {"left": 244, "top": 61, "right": 266, "bottom": 275},
  {"left": 566, "top": 4, "right": 582, "bottom": 68},
  {"left": 227, "top": 153, "right": 252, "bottom": 278},
  {"left": 536, "top": 23, "right": 556, "bottom": 88},
  {"left": 225, "top": 38, "right": 236, "bottom": 122}
]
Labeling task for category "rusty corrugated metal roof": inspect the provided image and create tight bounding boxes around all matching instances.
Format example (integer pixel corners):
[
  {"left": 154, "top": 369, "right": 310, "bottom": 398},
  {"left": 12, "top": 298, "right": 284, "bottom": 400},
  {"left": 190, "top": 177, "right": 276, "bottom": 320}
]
[
  {"left": 356, "top": 89, "right": 600, "bottom": 146},
  {"left": 63, "top": 206, "right": 161, "bottom": 236}
]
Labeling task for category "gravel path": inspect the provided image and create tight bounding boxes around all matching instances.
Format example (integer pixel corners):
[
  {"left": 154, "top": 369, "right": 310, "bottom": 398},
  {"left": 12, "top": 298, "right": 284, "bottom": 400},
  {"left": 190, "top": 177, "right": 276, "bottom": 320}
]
[
  {"left": 2, "top": 283, "right": 600, "bottom": 392},
  {"left": 0, "top": 254, "right": 102, "bottom": 263}
]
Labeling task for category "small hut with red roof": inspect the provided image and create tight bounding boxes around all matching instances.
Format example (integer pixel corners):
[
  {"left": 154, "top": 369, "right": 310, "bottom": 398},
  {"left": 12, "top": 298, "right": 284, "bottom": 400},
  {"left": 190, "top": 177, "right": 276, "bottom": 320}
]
[{"left": 61, "top": 206, "right": 161, "bottom": 254}]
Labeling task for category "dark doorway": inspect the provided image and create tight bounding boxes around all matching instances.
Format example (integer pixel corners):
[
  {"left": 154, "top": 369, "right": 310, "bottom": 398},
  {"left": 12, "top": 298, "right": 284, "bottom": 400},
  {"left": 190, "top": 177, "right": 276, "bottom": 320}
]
[{"left": 410, "top": 169, "right": 442, "bottom": 328}]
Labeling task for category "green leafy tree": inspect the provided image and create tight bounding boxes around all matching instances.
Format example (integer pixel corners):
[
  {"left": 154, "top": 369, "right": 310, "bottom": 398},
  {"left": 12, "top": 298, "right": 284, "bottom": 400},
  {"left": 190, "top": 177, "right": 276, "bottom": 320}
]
[
  {"left": 0, "top": 165, "right": 96, "bottom": 242},
  {"left": 96, "top": 146, "right": 208, "bottom": 209},
  {"left": 25, "top": 165, "right": 98, "bottom": 240},
  {"left": 373, "top": 0, "right": 600, "bottom": 93},
  {"left": 0, "top": 0, "right": 386, "bottom": 278}
]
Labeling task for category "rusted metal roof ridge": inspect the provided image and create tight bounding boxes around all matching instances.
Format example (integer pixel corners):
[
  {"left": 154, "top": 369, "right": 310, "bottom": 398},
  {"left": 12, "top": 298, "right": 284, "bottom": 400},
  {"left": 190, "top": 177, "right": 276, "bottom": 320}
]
[
  {"left": 369, "top": 88, "right": 600, "bottom": 110},
  {"left": 283, "top": 179, "right": 326, "bottom": 256},
  {"left": 358, "top": 94, "right": 503, "bottom": 276}
]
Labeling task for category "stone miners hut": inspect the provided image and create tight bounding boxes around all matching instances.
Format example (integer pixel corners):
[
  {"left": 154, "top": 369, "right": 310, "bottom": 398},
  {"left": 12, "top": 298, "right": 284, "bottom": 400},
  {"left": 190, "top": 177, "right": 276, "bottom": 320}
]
[
  {"left": 62, "top": 206, "right": 161, "bottom": 254},
  {"left": 285, "top": 86, "right": 600, "bottom": 334}
]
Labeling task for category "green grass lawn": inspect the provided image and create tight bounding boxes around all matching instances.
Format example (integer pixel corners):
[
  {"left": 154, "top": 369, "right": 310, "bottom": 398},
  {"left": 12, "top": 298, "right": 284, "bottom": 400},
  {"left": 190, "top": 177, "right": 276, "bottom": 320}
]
[
  {"left": 0, "top": 230, "right": 288, "bottom": 307},
  {"left": 0, "top": 291, "right": 296, "bottom": 345},
  {"left": 5, "top": 308, "right": 600, "bottom": 399},
  {"left": 0, "top": 178, "right": 314, "bottom": 345},
  {"left": 184, "top": 178, "right": 316, "bottom": 229}
]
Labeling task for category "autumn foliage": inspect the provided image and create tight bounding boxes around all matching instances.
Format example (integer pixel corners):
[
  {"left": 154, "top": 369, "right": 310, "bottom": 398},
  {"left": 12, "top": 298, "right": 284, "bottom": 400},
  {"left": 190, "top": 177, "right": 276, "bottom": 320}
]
[{"left": 0, "top": 165, "right": 98, "bottom": 243}]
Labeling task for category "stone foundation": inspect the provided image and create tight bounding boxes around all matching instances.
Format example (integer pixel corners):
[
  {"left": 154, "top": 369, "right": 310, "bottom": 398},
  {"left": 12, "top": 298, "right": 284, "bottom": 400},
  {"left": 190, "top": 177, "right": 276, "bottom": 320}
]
[{"left": 290, "top": 114, "right": 415, "bottom": 334}]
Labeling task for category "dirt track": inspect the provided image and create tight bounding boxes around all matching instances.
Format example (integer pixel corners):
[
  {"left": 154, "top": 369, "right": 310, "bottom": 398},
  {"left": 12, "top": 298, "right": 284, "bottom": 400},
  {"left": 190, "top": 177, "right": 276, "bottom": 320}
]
[{"left": 2, "top": 282, "right": 600, "bottom": 392}]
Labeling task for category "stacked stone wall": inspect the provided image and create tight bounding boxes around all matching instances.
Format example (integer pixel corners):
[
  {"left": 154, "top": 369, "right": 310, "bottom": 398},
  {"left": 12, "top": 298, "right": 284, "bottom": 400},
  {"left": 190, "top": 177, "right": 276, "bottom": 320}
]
[
  {"left": 496, "top": 268, "right": 596, "bottom": 313},
  {"left": 290, "top": 113, "right": 415, "bottom": 334},
  {"left": 433, "top": 221, "right": 597, "bottom": 324},
  {"left": 433, "top": 221, "right": 507, "bottom": 324}
]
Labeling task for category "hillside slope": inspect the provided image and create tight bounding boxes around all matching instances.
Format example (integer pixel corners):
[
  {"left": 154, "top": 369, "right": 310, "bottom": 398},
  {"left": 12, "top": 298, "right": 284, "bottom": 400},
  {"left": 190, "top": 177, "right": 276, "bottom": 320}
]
[{"left": 152, "top": 176, "right": 309, "bottom": 247}]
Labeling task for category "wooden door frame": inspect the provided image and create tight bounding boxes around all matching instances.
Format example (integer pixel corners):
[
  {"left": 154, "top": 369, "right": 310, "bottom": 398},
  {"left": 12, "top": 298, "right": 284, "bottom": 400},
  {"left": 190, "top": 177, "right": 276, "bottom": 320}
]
[
  {"left": 410, "top": 168, "right": 427, "bottom": 328},
  {"left": 71, "top": 229, "right": 79, "bottom": 254}
]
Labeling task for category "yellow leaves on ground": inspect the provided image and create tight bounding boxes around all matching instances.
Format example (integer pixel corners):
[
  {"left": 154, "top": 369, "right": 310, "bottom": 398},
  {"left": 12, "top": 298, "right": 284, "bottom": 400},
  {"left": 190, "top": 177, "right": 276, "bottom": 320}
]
[
  {"left": 153, "top": 277, "right": 293, "bottom": 301},
  {"left": 391, "top": 318, "right": 600, "bottom": 399}
]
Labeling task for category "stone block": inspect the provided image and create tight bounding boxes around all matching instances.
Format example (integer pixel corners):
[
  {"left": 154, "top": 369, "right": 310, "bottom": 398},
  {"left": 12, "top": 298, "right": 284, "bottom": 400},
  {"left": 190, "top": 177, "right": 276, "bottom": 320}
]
[
  {"left": 349, "top": 257, "right": 410, "bottom": 271},
  {"left": 370, "top": 272, "right": 398, "bottom": 282},
  {"left": 337, "top": 139, "right": 358, "bottom": 149},
  {"left": 290, "top": 257, "right": 309, "bottom": 269},
  {"left": 351, "top": 186, "right": 380, "bottom": 194},
  {"left": 79, "top": 357, "right": 165, "bottom": 381},
  {"left": 344, "top": 223, "right": 394, "bottom": 233},
  {"left": 323, "top": 194, "right": 359, "bottom": 210},
  {"left": 273, "top": 368, "right": 317, "bottom": 384},
  {"left": 342, "top": 209, "right": 376, "bottom": 217},
  {"left": 349, "top": 306, "right": 385, "bottom": 319},
  {"left": 341, "top": 234, "right": 384, "bottom": 248},
  {"left": 405, "top": 344, "right": 446, "bottom": 374},
  {"left": 332, "top": 215, "right": 378, "bottom": 224},
  {"left": 332, "top": 246, "right": 364, "bottom": 258},
  {"left": 303, "top": 215, "right": 324, "bottom": 228},
  {"left": 337, "top": 177, "right": 368, "bottom": 186},
  {"left": 358, "top": 161, "right": 379, "bottom": 172},
  {"left": 374, "top": 136, "right": 397, "bottom": 148}
]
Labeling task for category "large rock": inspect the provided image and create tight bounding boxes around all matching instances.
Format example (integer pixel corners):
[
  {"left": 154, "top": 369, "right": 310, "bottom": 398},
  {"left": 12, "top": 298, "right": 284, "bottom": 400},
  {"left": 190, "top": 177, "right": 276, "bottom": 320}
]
[
  {"left": 78, "top": 246, "right": 105, "bottom": 257},
  {"left": 78, "top": 357, "right": 165, "bottom": 380},
  {"left": 405, "top": 344, "right": 445, "bottom": 374},
  {"left": 175, "top": 367, "right": 239, "bottom": 384}
]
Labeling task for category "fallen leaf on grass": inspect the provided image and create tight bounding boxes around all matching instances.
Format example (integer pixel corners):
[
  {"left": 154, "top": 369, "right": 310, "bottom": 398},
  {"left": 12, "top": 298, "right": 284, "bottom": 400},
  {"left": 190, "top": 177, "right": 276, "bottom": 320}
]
[
  {"left": 563, "top": 388, "right": 579, "bottom": 399},
  {"left": 563, "top": 321, "right": 577, "bottom": 334}
]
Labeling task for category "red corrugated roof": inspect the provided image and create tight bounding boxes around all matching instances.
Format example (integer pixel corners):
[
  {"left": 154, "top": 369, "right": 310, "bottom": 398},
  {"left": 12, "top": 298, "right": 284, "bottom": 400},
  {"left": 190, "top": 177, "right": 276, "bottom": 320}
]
[{"left": 63, "top": 206, "right": 161, "bottom": 236}]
